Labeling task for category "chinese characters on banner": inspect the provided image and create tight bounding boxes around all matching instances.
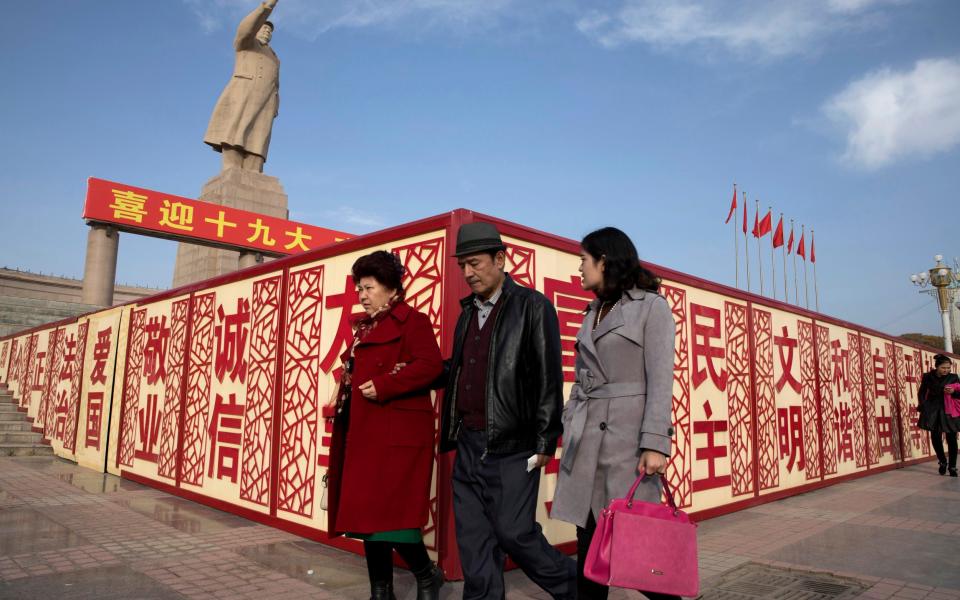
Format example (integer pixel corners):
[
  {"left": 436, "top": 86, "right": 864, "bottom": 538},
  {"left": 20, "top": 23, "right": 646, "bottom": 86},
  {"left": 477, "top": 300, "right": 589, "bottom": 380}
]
[{"left": 83, "top": 177, "right": 353, "bottom": 256}]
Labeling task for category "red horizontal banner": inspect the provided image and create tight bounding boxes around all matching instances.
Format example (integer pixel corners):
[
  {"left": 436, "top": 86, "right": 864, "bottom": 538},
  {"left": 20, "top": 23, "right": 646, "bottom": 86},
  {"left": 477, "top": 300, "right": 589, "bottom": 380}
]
[{"left": 83, "top": 177, "right": 353, "bottom": 255}]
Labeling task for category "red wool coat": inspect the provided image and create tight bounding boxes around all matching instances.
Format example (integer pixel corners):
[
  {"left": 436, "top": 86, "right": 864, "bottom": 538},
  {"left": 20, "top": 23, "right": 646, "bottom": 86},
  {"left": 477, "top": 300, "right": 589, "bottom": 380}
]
[{"left": 327, "top": 301, "right": 443, "bottom": 535}]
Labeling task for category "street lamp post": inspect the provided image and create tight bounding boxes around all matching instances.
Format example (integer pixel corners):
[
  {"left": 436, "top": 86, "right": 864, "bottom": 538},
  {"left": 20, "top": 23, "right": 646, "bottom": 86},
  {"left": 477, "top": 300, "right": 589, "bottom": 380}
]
[{"left": 910, "top": 255, "right": 960, "bottom": 354}]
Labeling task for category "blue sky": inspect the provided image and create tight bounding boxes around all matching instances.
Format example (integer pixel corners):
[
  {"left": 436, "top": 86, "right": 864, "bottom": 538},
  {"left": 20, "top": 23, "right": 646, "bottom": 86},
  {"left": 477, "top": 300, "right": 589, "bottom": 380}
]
[{"left": 1, "top": 0, "right": 958, "bottom": 337}]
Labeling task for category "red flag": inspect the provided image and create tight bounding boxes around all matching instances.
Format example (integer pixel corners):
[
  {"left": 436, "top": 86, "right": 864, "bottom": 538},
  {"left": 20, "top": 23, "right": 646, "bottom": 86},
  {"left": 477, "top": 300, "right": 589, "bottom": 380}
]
[
  {"left": 797, "top": 232, "right": 806, "bottom": 260},
  {"left": 772, "top": 216, "right": 784, "bottom": 248},
  {"left": 742, "top": 199, "right": 748, "bottom": 234},
  {"left": 758, "top": 210, "right": 772, "bottom": 237},
  {"left": 811, "top": 233, "right": 816, "bottom": 264},
  {"left": 787, "top": 225, "right": 795, "bottom": 254},
  {"left": 725, "top": 184, "right": 737, "bottom": 224},
  {"left": 751, "top": 208, "right": 760, "bottom": 237}
]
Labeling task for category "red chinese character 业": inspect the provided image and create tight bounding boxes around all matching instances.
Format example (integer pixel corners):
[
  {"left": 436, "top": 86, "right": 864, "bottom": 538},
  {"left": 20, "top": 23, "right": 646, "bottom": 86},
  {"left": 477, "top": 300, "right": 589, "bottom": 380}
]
[
  {"left": 214, "top": 298, "right": 250, "bottom": 384},
  {"left": 135, "top": 393, "right": 161, "bottom": 462}
]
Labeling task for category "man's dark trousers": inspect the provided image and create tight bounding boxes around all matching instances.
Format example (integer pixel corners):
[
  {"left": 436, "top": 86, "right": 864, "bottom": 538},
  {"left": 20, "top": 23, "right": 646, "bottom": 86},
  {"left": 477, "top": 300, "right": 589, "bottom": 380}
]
[{"left": 453, "top": 428, "right": 576, "bottom": 600}]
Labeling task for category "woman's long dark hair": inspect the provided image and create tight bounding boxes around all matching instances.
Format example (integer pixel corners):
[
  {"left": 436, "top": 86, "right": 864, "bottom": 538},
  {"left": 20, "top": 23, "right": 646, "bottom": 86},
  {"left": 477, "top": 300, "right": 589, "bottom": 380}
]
[{"left": 581, "top": 227, "right": 660, "bottom": 299}]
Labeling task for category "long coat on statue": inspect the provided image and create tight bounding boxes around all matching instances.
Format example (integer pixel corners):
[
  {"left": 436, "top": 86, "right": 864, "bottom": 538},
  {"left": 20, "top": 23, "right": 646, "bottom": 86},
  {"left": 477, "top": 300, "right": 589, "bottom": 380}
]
[
  {"left": 327, "top": 302, "right": 443, "bottom": 535},
  {"left": 203, "top": 3, "right": 279, "bottom": 161},
  {"left": 551, "top": 288, "right": 676, "bottom": 529}
]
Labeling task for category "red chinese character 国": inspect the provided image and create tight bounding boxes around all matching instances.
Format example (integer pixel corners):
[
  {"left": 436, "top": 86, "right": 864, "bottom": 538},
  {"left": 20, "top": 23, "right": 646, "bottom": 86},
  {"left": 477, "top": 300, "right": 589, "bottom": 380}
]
[{"left": 85, "top": 391, "right": 104, "bottom": 450}]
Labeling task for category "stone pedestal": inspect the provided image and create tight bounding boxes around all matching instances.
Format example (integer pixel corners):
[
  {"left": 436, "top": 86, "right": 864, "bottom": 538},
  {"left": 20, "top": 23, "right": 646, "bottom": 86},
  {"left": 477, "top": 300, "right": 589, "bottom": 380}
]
[
  {"left": 80, "top": 224, "right": 119, "bottom": 306},
  {"left": 172, "top": 168, "right": 288, "bottom": 288}
]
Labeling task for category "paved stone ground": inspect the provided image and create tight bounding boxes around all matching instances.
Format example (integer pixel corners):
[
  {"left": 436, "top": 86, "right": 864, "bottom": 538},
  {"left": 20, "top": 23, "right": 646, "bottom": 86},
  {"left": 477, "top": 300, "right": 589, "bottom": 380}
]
[{"left": 0, "top": 456, "right": 958, "bottom": 599}]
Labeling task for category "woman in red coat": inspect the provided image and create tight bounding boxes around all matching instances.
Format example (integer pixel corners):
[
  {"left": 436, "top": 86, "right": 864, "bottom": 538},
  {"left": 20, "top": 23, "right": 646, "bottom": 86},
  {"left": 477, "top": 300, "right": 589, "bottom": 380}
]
[{"left": 325, "top": 250, "right": 444, "bottom": 600}]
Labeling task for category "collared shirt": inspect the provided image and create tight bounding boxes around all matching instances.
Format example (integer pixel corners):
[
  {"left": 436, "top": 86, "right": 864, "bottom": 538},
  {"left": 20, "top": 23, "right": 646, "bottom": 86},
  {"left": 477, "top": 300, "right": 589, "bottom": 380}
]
[{"left": 473, "top": 285, "right": 503, "bottom": 330}]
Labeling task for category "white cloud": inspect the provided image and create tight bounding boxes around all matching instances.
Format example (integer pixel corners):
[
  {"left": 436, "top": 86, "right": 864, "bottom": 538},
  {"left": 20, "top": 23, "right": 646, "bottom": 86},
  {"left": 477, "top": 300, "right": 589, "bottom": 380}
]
[
  {"left": 576, "top": 0, "right": 907, "bottom": 59},
  {"left": 184, "top": 0, "right": 520, "bottom": 38},
  {"left": 823, "top": 57, "right": 960, "bottom": 169}
]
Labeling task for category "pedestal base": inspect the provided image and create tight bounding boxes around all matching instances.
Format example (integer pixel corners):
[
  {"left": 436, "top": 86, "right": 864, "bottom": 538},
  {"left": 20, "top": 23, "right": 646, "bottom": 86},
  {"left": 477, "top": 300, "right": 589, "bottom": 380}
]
[{"left": 171, "top": 168, "right": 288, "bottom": 288}]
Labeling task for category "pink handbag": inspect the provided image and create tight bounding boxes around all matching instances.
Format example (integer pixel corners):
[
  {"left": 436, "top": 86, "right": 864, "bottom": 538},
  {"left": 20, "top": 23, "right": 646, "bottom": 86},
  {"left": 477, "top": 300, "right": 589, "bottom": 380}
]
[
  {"left": 945, "top": 384, "right": 960, "bottom": 418},
  {"left": 584, "top": 473, "right": 699, "bottom": 596}
]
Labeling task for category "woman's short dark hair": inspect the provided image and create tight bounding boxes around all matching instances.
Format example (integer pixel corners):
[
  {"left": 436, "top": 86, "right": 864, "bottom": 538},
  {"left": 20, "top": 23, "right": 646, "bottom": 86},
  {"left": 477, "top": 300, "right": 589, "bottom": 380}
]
[
  {"left": 351, "top": 251, "right": 405, "bottom": 297},
  {"left": 581, "top": 227, "right": 660, "bottom": 298},
  {"left": 934, "top": 354, "right": 953, "bottom": 367}
]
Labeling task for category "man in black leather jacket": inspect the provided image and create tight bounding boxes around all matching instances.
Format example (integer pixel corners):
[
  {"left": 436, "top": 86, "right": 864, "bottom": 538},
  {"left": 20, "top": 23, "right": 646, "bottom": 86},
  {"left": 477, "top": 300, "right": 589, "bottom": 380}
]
[{"left": 440, "top": 222, "right": 575, "bottom": 600}]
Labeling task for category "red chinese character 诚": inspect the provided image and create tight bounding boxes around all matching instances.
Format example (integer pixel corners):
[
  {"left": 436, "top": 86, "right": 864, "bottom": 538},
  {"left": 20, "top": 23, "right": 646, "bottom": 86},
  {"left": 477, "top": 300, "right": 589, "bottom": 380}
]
[{"left": 214, "top": 298, "right": 251, "bottom": 384}]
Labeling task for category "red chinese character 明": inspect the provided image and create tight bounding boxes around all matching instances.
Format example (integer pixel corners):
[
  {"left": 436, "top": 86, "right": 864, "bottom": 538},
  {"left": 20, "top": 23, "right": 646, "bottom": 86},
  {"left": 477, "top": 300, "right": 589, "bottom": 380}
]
[
  {"left": 777, "top": 406, "right": 805, "bottom": 473},
  {"left": 214, "top": 298, "right": 251, "bottom": 384},
  {"left": 142, "top": 316, "right": 170, "bottom": 386},
  {"left": 691, "top": 304, "right": 728, "bottom": 391}
]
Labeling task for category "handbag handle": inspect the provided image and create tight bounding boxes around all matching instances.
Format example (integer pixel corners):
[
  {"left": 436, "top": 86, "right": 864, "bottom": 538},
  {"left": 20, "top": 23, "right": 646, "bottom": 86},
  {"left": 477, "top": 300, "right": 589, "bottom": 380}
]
[{"left": 626, "top": 472, "right": 678, "bottom": 513}]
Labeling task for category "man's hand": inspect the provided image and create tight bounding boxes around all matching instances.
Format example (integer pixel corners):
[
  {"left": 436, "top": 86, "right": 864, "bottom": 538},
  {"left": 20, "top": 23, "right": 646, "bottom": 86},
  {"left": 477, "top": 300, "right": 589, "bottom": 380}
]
[
  {"left": 359, "top": 380, "right": 378, "bottom": 401},
  {"left": 531, "top": 453, "right": 551, "bottom": 469},
  {"left": 637, "top": 450, "right": 668, "bottom": 475},
  {"left": 264, "top": 0, "right": 278, "bottom": 9}
]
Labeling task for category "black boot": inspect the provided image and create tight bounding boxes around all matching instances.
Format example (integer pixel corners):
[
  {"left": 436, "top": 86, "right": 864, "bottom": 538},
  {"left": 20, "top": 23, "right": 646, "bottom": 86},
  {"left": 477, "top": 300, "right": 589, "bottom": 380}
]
[
  {"left": 939, "top": 462, "right": 948, "bottom": 475},
  {"left": 370, "top": 581, "right": 397, "bottom": 600},
  {"left": 950, "top": 468, "right": 958, "bottom": 477},
  {"left": 412, "top": 563, "right": 444, "bottom": 600}
]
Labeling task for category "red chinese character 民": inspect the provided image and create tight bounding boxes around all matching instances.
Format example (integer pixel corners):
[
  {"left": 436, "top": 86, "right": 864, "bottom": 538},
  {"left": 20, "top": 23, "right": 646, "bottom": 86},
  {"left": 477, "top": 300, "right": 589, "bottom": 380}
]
[
  {"left": 691, "top": 304, "right": 728, "bottom": 391},
  {"left": 544, "top": 276, "right": 593, "bottom": 382},
  {"left": 90, "top": 327, "right": 113, "bottom": 386},
  {"left": 774, "top": 326, "right": 801, "bottom": 394},
  {"left": 207, "top": 393, "right": 245, "bottom": 483},
  {"left": 135, "top": 393, "right": 161, "bottom": 462},
  {"left": 85, "top": 391, "right": 104, "bottom": 450},
  {"left": 143, "top": 316, "right": 170, "bottom": 386},
  {"left": 777, "top": 406, "right": 805, "bottom": 473},
  {"left": 692, "top": 400, "right": 730, "bottom": 492},
  {"left": 214, "top": 298, "right": 251, "bottom": 384}
]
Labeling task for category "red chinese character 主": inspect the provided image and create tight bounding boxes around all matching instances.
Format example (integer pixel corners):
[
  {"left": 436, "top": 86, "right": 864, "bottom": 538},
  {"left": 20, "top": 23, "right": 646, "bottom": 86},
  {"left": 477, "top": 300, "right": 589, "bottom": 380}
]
[
  {"left": 691, "top": 304, "right": 728, "bottom": 391},
  {"left": 90, "top": 327, "right": 112, "bottom": 386},
  {"left": 214, "top": 298, "right": 251, "bottom": 384},
  {"left": 777, "top": 405, "right": 805, "bottom": 473},
  {"left": 207, "top": 393, "right": 244, "bottom": 483},
  {"left": 142, "top": 316, "right": 170, "bottom": 386},
  {"left": 692, "top": 400, "right": 730, "bottom": 492},
  {"left": 544, "top": 275, "right": 593, "bottom": 383},
  {"left": 774, "top": 326, "right": 801, "bottom": 394},
  {"left": 85, "top": 391, "right": 104, "bottom": 450}
]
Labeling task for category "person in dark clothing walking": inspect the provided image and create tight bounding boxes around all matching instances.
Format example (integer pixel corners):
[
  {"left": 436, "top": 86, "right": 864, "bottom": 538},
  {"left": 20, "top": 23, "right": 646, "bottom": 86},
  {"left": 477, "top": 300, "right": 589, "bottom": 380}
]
[
  {"left": 918, "top": 354, "right": 960, "bottom": 476},
  {"left": 438, "top": 222, "right": 577, "bottom": 600}
]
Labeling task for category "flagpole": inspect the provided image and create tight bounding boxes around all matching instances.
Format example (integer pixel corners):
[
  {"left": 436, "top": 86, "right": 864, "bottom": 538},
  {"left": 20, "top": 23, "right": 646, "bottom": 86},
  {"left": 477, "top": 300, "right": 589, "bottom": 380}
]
[
  {"left": 743, "top": 191, "right": 751, "bottom": 294},
  {"left": 769, "top": 205, "right": 775, "bottom": 301},
  {"left": 781, "top": 213, "right": 788, "bottom": 302},
  {"left": 733, "top": 184, "right": 739, "bottom": 289},
  {"left": 791, "top": 219, "right": 798, "bottom": 305},
  {"left": 802, "top": 224, "right": 810, "bottom": 309},
  {"left": 812, "top": 228, "right": 820, "bottom": 312},
  {"left": 756, "top": 199, "right": 764, "bottom": 296}
]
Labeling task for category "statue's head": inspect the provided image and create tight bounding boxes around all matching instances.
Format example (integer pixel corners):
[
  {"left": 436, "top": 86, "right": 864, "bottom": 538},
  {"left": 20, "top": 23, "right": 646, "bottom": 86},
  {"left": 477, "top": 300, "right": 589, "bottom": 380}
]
[{"left": 257, "top": 21, "right": 274, "bottom": 45}]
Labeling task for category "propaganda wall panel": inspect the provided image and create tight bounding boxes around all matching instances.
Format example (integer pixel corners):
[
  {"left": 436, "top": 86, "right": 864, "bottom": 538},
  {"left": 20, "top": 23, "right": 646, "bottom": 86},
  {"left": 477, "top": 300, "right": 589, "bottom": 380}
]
[{"left": 76, "top": 308, "right": 126, "bottom": 471}]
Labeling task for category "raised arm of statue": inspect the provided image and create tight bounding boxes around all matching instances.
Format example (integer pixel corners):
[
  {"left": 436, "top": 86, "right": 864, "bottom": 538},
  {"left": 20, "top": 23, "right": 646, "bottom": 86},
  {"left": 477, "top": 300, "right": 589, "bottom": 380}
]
[{"left": 234, "top": 1, "right": 277, "bottom": 50}]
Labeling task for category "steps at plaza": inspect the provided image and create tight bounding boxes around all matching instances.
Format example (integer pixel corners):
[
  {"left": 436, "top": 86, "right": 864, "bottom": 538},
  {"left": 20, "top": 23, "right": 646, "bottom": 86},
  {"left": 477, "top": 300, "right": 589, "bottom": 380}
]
[
  {"left": 0, "top": 295, "right": 100, "bottom": 338},
  {"left": 0, "top": 384, "right": 53, "bottom": 457}
]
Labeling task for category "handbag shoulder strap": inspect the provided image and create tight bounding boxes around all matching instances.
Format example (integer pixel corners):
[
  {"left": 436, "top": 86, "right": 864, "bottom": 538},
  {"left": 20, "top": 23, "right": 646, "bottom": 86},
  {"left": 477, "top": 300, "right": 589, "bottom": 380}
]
[{"left": 626, "top": 473, "right": 678, "bottom": 511}]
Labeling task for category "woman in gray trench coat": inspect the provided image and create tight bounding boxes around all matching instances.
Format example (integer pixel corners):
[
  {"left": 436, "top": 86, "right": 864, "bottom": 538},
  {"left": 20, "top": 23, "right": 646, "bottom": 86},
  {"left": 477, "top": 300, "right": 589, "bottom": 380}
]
[{"left": 551, "top": 227, "right": 678, "bottom": 600}]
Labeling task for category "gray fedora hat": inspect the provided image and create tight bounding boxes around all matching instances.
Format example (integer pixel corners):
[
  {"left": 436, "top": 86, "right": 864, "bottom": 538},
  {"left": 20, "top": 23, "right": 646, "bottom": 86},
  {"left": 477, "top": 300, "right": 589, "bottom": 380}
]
[{"left": 453, "top": 222, "right": 507, "bottom": 257}]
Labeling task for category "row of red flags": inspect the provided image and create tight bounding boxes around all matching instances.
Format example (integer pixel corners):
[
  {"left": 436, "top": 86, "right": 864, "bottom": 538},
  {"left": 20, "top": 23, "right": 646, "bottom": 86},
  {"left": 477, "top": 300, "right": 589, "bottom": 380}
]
[{"left": 724, "top": 184, "right": 815, "bottom": 262}]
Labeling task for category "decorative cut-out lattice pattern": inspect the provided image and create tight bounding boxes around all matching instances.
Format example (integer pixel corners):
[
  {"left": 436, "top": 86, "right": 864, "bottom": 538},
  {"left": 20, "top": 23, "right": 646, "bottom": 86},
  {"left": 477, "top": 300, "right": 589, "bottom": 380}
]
[
  {"left": 182, "top": 293, "right": 216, "bottom": 485},
  {"left": 119, "top": 310, "right": 147, "bottom": 467},
  {"left": 157, "top": 299, "right": 190, "bottom": 480},
  {"left": 661, "top": 285, "right": 692, "bottom": 507},
  {"left": 753, "top": 309, "right": 778, "bottom": 490},
  {"left": 278, "top": 266, "right": 323, "bottom": 518},
  {"left": 240, "top": 276, "right": 282, "bottom": 507},
  {"left": 798, "top": 321, "right": 820, "bottom": 480},
  {"left": 725, "top": 302, "right": 753, "bottom": 497}
]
